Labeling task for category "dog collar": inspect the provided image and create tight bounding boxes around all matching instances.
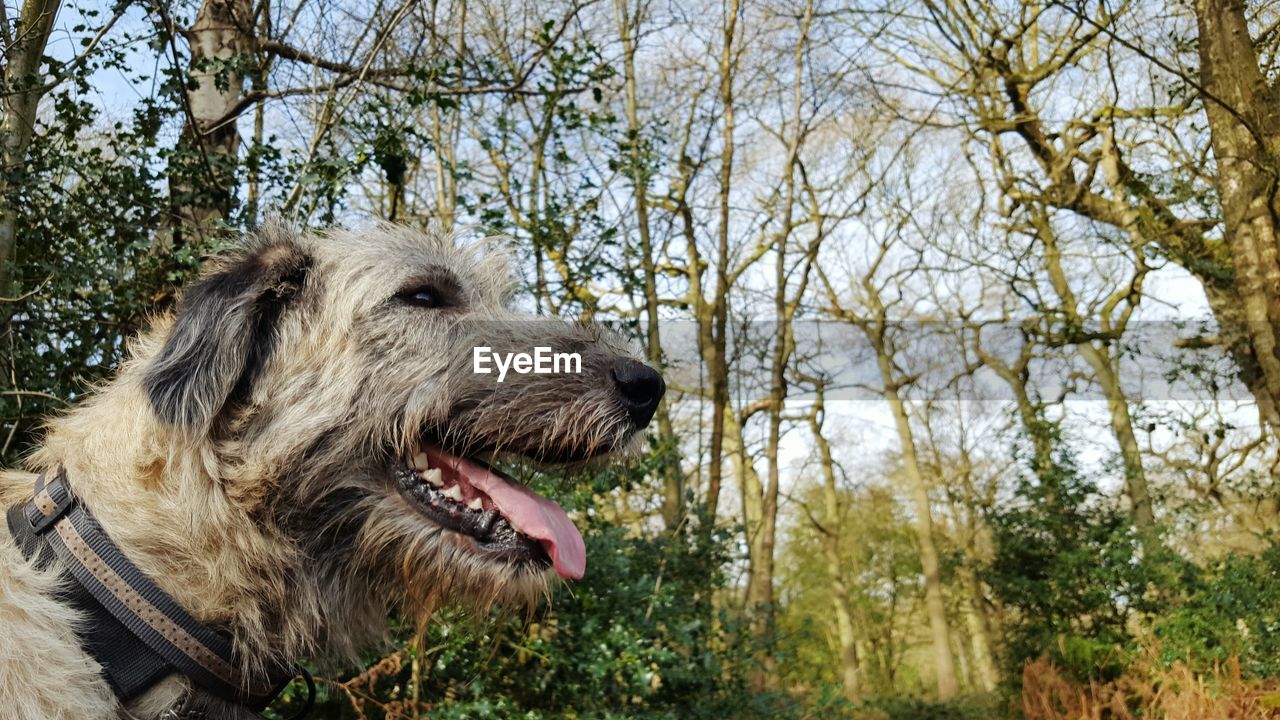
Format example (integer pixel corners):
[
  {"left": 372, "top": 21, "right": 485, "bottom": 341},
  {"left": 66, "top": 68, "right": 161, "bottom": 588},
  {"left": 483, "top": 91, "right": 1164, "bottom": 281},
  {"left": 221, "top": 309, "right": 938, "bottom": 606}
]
[{"left": 5, "top": 467, "right": 314, "bottom": 717}]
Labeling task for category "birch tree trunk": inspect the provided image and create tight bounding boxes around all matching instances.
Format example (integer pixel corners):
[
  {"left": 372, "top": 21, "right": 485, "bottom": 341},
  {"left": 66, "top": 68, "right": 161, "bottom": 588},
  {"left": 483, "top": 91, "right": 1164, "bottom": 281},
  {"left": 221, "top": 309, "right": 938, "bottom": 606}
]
[
  {"left": 0, "top": 0, "right": 59, "bottom": 310},
  {"left": 169, "top": 0, "right": 253, "bottom": 247}
]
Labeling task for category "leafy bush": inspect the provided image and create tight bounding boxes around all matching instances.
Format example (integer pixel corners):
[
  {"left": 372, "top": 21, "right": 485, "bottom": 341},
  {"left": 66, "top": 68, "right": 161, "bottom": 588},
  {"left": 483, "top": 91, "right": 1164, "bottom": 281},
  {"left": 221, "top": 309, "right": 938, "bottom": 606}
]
[
  {"left": 984, "top": 430, "right": 1162, "bottom": 682},
  {"left": 2, "top": 42, "right": 217, "bottom": 466},
  {"left": 1157, "top": 539, "right": 1280, "bottom": 678},
  {"left": 275, "top": 508, "right": 796, "bottom": 719}
]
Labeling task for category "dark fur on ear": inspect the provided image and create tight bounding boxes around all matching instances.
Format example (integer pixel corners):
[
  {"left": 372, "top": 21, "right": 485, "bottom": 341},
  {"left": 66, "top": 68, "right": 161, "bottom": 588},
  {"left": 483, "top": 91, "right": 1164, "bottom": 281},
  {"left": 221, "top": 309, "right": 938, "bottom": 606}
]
[{"left": 145, "top": 235, "right": 312, "bottom": 429}]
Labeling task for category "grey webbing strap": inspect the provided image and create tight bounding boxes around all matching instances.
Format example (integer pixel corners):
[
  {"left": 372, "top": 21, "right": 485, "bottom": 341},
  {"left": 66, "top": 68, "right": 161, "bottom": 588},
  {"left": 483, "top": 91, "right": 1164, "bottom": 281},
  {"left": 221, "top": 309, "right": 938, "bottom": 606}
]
[{"left": 14, "top": 468, "right": 302, "bottom": 712}]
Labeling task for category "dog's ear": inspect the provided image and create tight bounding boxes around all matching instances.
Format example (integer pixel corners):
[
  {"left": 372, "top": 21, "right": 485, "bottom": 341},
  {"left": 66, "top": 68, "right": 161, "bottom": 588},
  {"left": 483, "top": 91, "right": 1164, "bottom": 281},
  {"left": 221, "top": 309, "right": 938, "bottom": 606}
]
[{"left": 145, "top": 237, "right": 312, "bottom": 429}]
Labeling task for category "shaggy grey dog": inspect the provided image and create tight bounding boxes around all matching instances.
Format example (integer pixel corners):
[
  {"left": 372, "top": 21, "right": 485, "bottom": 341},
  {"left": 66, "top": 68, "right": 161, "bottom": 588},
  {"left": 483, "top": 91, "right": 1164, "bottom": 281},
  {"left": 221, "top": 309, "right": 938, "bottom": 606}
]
[{"left": 0, "top": 224, "right": 663, "bottom": 719}]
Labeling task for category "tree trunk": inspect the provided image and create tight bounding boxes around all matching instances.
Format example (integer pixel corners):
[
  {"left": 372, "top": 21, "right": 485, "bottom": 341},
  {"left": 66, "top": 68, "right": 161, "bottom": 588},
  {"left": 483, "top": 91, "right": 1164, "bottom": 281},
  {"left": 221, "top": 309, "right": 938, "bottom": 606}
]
[
  {"left": 705, "top": 0, "right": 739, "bottom": 531},
  {"left": 748, "top": 242, "right": 786, "bottom": 691},
  {"left": 1077, "top": 344, "right": 1155, "bottom": 532},
  {"left": 745, "top": 3, "right": 813, "bottom": 687},
  {"left": 1035, "top": 212, "right": 1155, "bottom": 532},
  {"left": 811, "top": 387, "right": 862, "bottom": 700},
  {"left": 725, "top": 410, "right": 763, "bottom": 573},
  {"left": 1195, "top": 0, "right": 1280, "bottom": 434},
  {"left": 169, "top": 0, "right": 253, "bottom": 247},
  {"left": 823, "top": 250, "right": 959, "bottom": 698},
  {"left": 878, "top": 365, "right": 959, "bottom": 699},
  {"left": 614, "top": 0, "right": 683, "bottom": 531},
  {"left": 961, "top": 569, "right": 999, "bottom": 692},
  {"left": 1013, "top": 389, "right": 1057, "bottom": 487},
  {"left": 985, "top": 352, "right": 1056, "bottom": 483},
  {"left": 0, "top": 0, "right": 60, "bottom": 310}
]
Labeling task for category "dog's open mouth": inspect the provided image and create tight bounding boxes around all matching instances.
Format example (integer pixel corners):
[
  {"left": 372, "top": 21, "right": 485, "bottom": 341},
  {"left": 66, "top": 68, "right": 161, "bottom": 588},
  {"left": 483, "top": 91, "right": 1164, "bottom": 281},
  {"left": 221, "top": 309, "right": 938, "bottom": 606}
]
[{"left": 394, "top": 444, "right": 586, "bottom": 579}]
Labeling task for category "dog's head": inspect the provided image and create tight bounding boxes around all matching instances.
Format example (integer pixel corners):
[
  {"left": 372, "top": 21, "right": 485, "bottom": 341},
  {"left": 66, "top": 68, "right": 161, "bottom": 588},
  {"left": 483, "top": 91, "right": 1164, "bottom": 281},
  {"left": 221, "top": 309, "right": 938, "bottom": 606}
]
[{"left": 140, "top": 224, "right": 662, "bottom": 623}]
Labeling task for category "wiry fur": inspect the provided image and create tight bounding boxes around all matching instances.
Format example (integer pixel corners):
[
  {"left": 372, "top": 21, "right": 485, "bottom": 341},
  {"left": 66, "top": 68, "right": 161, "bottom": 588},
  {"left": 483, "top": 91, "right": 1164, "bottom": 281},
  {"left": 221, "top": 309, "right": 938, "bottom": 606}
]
[{"left": 0, "top": 224, "right": 648, "bottom": 719}]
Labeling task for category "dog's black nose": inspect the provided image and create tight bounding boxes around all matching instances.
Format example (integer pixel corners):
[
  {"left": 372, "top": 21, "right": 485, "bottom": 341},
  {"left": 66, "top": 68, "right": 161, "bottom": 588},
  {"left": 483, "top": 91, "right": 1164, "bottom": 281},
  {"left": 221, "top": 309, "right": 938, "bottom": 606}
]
[{"left": 611, "top": 359, "right": 665, "bottom": 428}]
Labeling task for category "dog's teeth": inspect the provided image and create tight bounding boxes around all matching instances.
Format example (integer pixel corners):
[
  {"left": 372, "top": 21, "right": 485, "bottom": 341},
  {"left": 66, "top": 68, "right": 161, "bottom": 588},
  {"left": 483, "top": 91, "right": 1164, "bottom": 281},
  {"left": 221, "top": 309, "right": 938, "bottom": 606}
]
[
  {"left": 467, "top": 497, "right": 483, "bottom": 511},
  {"left": 442, "top": 484, "right": 463, "bottom": 501},
  {"left": 412, "top": 451, "right": 429, "bottom": 471},
  {"left": 423, "top": 468, "right": 443, "bottom": 487}
]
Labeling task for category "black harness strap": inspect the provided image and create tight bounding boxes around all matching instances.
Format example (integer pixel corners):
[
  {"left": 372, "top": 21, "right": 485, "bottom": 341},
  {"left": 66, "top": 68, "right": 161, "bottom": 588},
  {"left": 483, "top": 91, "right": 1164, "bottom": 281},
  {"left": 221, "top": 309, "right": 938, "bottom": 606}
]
[{"left": 6, "top": 467, "right": 312, "bottom": 716}]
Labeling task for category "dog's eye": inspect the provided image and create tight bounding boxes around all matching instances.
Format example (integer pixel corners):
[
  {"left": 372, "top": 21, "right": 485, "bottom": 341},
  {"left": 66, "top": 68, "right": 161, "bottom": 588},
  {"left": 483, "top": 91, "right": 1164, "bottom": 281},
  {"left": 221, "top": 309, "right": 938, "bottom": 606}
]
[{"left": 397, "top": 286, "right": 449, "bottom": 309}]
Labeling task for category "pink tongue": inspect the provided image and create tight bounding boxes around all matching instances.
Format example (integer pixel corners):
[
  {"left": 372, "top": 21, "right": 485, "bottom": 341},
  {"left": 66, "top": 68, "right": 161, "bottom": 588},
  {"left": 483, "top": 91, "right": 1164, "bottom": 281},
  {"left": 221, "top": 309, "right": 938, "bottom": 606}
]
[{"left": 423, "top": 448, "right": 586, "bottom": 579}]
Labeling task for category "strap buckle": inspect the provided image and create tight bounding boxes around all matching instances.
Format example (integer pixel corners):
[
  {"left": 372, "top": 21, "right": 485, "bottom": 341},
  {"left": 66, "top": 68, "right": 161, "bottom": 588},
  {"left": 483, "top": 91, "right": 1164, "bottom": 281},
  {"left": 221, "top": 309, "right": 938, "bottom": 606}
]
[{"left": 25, "top": 466, "right": 73, "bottom": 533}]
